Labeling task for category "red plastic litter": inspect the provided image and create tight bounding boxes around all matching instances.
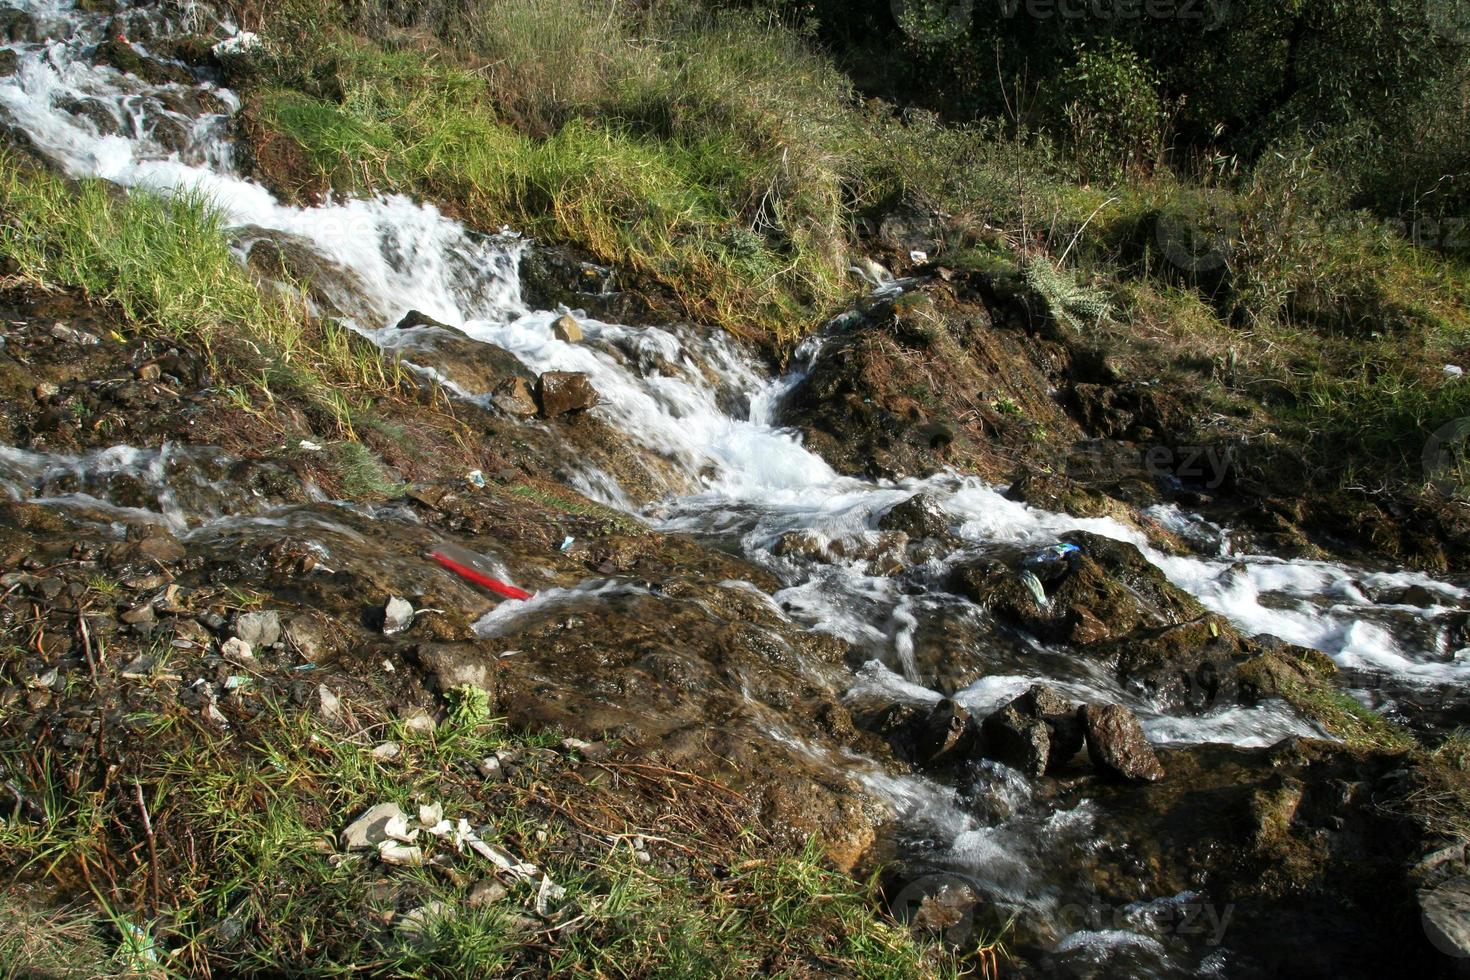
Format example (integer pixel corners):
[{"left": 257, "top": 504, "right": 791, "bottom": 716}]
[{"left": 431, "top": 549, "right": 532, "bottom": 601}]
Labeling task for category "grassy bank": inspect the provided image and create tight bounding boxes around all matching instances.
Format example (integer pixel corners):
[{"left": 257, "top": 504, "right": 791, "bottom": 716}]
[
  {"left": 0, "top": 692, "right": 959, "bottom": 977},
  {"left": 221, "top": 0, "right": 1470, "bottom": 495}
]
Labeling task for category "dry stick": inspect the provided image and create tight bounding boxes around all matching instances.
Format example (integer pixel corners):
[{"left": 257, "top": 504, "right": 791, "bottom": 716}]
[
  {"left": 134, "top": 781, "right": 161, "bottom": 914},
  {"left": 78, "top": 609, "right": 96, "bottom": 682}
]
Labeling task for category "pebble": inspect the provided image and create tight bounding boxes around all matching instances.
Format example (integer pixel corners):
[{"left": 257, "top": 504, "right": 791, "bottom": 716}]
[{"left": 220, "top": 636, "right": 255, "bottom": 665}]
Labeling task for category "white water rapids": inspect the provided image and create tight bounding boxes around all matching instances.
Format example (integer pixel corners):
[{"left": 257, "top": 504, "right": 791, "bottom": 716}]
[{"left": 1, "top": 2, "right": 1466, "bottom": 973}]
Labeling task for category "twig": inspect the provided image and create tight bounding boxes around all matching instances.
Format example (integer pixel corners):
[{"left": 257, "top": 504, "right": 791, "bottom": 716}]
[{"left": 134, "top": 781, "right": 161, "bottom": 913}]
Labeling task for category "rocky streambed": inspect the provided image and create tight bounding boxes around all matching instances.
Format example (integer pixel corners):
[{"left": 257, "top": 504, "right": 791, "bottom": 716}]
[{"left": 0, "top": 1, "right": 1468, "bottom": 977}]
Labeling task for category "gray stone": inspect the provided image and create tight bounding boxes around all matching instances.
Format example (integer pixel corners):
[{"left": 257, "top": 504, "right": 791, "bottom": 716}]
[
  {"left": 416, "top": 643, "right": 495, "bottom": 699},
  {"left": 341, "top": 802, "right": 410, "bottom": 850},
  {"left": 220, "top": 636, "right": 255, "bottom": 666},
  {"left": 234, "top": 610, "right": 282, "bottom": 648},
  {"left": 1422, "top": 874, "right": 1470, "bottom": 960}
]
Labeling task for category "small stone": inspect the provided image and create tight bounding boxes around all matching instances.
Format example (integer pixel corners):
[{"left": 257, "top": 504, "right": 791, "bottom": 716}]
[
  {"left": 416, "top": 643, "right": 494, "bottom": 698},
  {"left": 220, "top": 636, "right": 255, "bottom": 665},
  {"left": 383, "top": 597, "right": 414, "bottom": 635},
  {"left": 370, "top": 741, "right": 401, "bottom": 762},
  {"left": 418, "top": 802, "right": 444, "bottom": 827},
  {"left": 395, "top": 901, "right": 446, "bottom": 946},
  {"left": 120, "top": 603, "right": 156, "bottom": 626},
  {"left": 551, "top": 314, "right": 583, "bottom": 343},
  {"left": 234, "top": 610, "right": 281, "bottom": 648},
  {"left": 1080, "top": 703, "right": 1165, "bottom": 782},
  {"left": 468, "top": 879, "right": 508, "bottom": 908},
  {"left": 402, "top": 708, "right": 436, "bottom": 734},
  {"left": 282, "top": 612, "right": 334, "bottom": 663},
  {"left": 477, "top": 756, "right": 504, "bottom": 781},
  {"left": 49, "top": 323, "right": 99, "bottom": 345},
  {"left": 136, "top": 363, "right": 161, "bottom": 381},
  {"left": 317, "top": 684, "right": 342, "bottom": 724},
  {"left": 33, "top": 382, "right": 58, "bottom": 401},
  {"left": 341, "top": 802, "right": 410, "bottom": 850},
  {"left": 26, "top": 668, "right": 58, "bottom": 690}
]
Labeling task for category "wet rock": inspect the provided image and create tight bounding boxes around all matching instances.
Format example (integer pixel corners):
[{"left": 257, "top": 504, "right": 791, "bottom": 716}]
[
  {"left": 414, "top": 643, "right": 495, "bottom": 699},
  {"left": 518, "top": 243, "right": 658, "bottom": 323},
  {"left": 1080, "top": 703, "right": 1164, "bottom": 782},
  {"left": 535, "top": 371, "right": 598, "bottom": 418},
  {"left": 341, "top": 802, "right": 411, "bottom": 850},
  {"left": 392, "top": 313, "right": 533, "bottom": 395},
  {"left": 282, "top": 611, "right": 337, "bottom": 664},
  {"left": 878, "top": 492, "right": 951, "bottom": 540},
  {"left": 0, "top": 49, "right": 17, "bottom": 77},
  {"left": 491, "top": 376, "right": 539, "bottom": 417},
  {"left": 551, "top": 314, "right": 583, "bottom": 343},
  {"left": 0, "top": 8, "right": 36, "bottom": 43},
  {"left": 772, "top": 530, "right": 908, "bottom": 574},
  {"left": 861, "top": 699, "right": 978, "bottom": 770},
  {"left": 382, "top": 597, "right": 414, "bottom": 635},
  {"left": 49, "top": 323, "right": 99, "bottom": 346},
  {"left": 95, "top": 38, "right": 192, "bottom": 86},
  {"left": 981, "top": 684, "right": 1083, "bottom": 778},
  {"left": 234, "top": 610, "right": 281, "bottom": 648}
]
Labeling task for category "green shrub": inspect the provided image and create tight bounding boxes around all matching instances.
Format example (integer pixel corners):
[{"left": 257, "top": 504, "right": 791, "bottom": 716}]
[{"left": 1053, "top": 40, "right": 1169, "bottom": 183}]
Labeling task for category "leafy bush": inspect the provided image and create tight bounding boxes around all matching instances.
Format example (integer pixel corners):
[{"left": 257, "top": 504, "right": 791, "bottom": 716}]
[{"left": 1053, "top": 40, "right": 1169, "bottom": 183}]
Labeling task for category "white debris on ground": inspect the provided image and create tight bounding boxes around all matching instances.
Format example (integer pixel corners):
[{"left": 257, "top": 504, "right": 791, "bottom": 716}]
[{"left": 339, "top": 800, "right": 546, "bottom": 883}]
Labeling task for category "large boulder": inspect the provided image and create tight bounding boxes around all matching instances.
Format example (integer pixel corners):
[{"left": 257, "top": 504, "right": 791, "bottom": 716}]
[
  {"left": 949, "top": 531, "right": 1256, "bottom": 711},
  {"left": 535, "top": 371, "right": 599, "bottom": 417},
  {"left": 980, "top": 684, "right": 1084, "bottom": 778},
  {"left": 1080, "top": 702, "right": 1164, "bottom": 782},
  {"left": 861, "top": 698, "right": 980, "bottom": 770},
  {"left": 878, "top": 492, "right": 952, "bottom": 540},
  {"left": 389, "top": 310, "right": 534, "bottom": 396}
]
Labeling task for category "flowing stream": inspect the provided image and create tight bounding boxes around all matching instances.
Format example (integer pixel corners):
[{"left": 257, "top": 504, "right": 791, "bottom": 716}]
[{"left": 2, "top": 3, "right": 1467, "bottom": 973}]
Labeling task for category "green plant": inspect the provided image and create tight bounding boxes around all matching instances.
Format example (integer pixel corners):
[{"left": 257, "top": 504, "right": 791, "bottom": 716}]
[
  {"left": 445, "top": 684, "right": 491, "bottom": 729},
  {"left": 1054, "top": 40, "right": 1169, "bottom": 182},
  {"left": 1022, "top": 258, "right": 1111, "bottom": 333}
]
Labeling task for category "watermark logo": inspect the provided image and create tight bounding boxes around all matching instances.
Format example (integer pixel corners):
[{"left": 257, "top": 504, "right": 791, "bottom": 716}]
[
  {"left": 995, "top": 0, "right": 1229, "bottom": 25},
  {"left": 892, "top": 0, "right": 975, "bottom": 43},
  {"left": 1420, "top": 874, "right": 1470, "bottom": 958},
  {"left": 1156, "top": 196, "right": 1240, "bottom": 274},
  {"left": 891, "top": 872, "right": 982, "bottom": 946},
  {"left": 1427, "top": 0, "right": 1470, "bottom": 44},
  {"left": 1422, "top": 416, "right": 1470, "bottom": 495},
  {"left": 1055, "top": 894, "right": 1235, "bottom": 946}
]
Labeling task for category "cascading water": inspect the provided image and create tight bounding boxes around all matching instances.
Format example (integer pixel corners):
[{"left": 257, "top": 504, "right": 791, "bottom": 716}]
[{"left": 2, "top": 2, "right": 1466, "bottom": 973}]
